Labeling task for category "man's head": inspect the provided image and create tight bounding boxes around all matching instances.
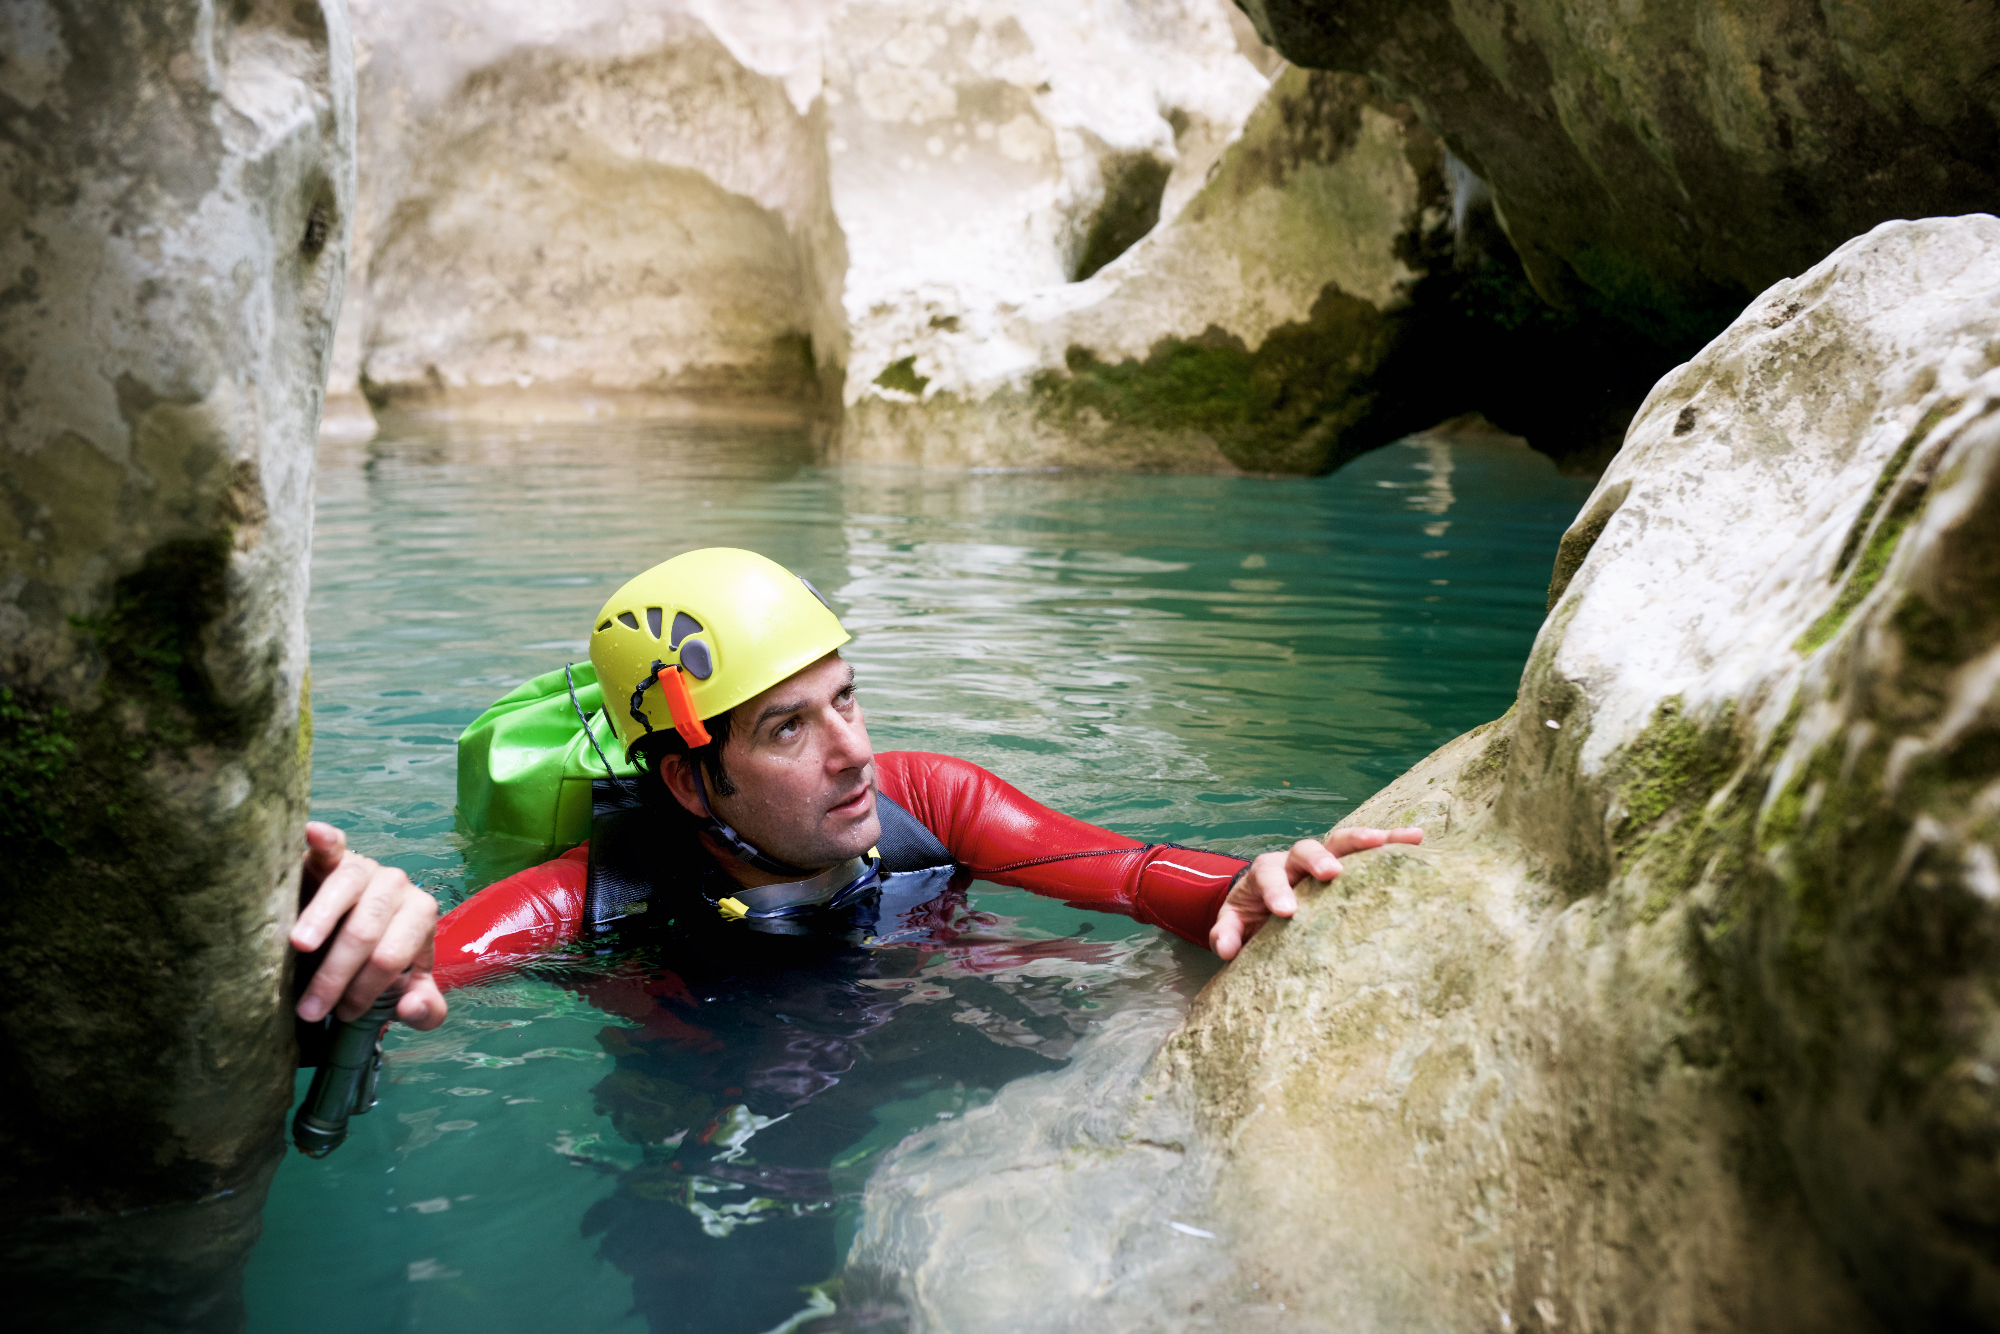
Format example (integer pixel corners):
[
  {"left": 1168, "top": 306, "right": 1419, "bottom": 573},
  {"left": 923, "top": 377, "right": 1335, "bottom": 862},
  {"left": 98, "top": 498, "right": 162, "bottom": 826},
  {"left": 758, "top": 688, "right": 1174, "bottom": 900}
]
[
  {"left": 588, "top": 549, "right": 869, "bottom": 876},
  {"left": 649, "top": 652, "right": 879, "bottom": 875}
]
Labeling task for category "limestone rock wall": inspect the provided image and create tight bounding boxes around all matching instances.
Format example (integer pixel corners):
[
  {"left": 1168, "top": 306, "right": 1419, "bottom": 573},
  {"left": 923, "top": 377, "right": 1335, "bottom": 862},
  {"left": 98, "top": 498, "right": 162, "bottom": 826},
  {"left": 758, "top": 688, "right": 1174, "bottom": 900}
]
[
  {"left": 832, "top": 63, "right": 1443, "bottom": 473},
  {"left": 824, "top": 0, "right": 1275, "bottom": 470},
  {"left": 0, "top": 0, "right": 352, "bottom": 1323},
  {"left": 843, "top": 215, "right": 2000, "bottom": 1331},
  {"left": 1241, "top": 0, "right": 2000, "bottom": 352},
  {"left": 330, "top": 0, "right": 847, "bottom": 422}
]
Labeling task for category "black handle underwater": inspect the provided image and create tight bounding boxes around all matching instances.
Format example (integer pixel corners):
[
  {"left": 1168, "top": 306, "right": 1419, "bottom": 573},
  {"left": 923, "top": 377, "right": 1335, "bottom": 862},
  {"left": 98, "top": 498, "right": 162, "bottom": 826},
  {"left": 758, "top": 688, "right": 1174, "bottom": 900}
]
[{"left": 291, "top": 981, "right": 404, "bottom": 1158}]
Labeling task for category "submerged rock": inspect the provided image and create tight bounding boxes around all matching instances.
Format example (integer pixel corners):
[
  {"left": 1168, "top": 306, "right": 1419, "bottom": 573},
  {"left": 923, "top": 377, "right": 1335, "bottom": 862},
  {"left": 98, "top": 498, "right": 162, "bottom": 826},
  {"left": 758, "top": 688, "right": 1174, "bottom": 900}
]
[
  {"left": 0, "top": 0, "right": 351, "bottom": 1323},
  {"left": 844, "top": 215, "right": 2000, "bottom": 1330}
]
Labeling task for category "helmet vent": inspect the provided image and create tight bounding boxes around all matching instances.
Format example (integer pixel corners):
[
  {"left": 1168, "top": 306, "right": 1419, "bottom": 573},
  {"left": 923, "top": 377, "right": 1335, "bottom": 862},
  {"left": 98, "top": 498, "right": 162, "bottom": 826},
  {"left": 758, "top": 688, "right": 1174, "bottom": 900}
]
[
  {"left": 597, "top": 618, "right": 614, "bottom": 632},
  {"left": 669, "top": 611, "right": 703, "bottom": 649},
  {"left": 645, "top": 607, "right": 663, "bottom": 639},
  {"left": 616, "top": 611, "right": 640, "bottom": 631},
  {"left": 679, "top": 637, "right": 714, "bottom": 680}
]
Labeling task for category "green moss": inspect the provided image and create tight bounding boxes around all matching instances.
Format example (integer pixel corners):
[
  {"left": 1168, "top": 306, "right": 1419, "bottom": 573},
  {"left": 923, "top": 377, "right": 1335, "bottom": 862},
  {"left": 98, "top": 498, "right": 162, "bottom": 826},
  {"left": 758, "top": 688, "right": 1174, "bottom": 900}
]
[
  {"left": 1606, "top": 697, "right": 1747, "bottom": 921},
  {"left": 1458, "top": 728, "right": 1513, "bottom": 795},
  {"left": 1546, "top": 479, "right": 1632, "bottom": 610},
  {"left": 0, "top": 687, "right": 77, "bottom": 851},
  {"left": 1836, "top": 399, "right": 1959, "bottom": 573},
  {"left": 1614, "top": 697, "right": 1741, "bottom": 840},
  {"left": 70, "top": 534, "right": 248, "bottom": 749},
  {"left": 1798, "top": 402, "right": 1962, "bottom": 655},
  {"left": 1034, "top": 284, "right": 1392, "bottom": 474},
  {"left": 873, "top": 356, "right": 929, "bottom": 396},
  {"left": 296, "top": 668, "right": 314, "bottom": 789},
  {"left": 1798, "top": 469, "right": 1940, "bottom": 656},
  {"left": 5, "top": 535, "right": 255, "bottom": 886}
]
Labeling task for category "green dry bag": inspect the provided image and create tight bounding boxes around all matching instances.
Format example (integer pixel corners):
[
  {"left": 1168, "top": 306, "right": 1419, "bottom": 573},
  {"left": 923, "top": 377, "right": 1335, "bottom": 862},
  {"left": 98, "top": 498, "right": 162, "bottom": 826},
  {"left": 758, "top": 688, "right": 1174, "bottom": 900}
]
[{"left": 456, "top": 662, "right": 639, "bottom": 853}]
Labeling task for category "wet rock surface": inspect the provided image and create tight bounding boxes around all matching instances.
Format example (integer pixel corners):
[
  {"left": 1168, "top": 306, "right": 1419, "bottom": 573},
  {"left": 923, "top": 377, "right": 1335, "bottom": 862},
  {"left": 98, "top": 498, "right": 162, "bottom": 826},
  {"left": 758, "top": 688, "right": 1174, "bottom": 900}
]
[
  {"left": 0, "top": 0, "right": 349, "bottom": 1323},
  {"left": 1241, "top": 0, "right": 2000, "bottom": 352},
  {"left": 842, "top": 215, "right": 2000, "bottom": 1331}
]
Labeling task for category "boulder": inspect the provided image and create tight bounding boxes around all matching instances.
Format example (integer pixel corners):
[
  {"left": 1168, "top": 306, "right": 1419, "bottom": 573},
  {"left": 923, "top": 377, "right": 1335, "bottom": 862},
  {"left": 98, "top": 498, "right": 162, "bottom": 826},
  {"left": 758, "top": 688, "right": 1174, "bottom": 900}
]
[
  {"left": 0, "top": 0, "right": 350, "bottom": 1323},
  {"left": 1239, "top": 0, "right": 2000, "bottom": 353},
  {"left": 329, "top": 0, "right": 847, "bottom": 427},
  {"left": 842, "top": 214, "right": 2000, "bottom": 1331}
]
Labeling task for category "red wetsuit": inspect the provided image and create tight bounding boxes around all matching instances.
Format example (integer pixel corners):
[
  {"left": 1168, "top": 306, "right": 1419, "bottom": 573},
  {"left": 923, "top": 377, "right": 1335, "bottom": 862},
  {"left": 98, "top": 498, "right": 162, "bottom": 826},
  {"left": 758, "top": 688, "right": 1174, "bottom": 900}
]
[{"left": 434, "top": 751, "right": 1247, "bottom": 990}]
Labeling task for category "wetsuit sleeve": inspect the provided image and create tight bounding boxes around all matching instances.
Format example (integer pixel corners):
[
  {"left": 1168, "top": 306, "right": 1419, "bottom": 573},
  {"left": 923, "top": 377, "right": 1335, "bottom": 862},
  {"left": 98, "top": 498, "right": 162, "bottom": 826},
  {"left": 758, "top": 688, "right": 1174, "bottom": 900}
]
[
  {"left": 433, "top": 844, "right": 589, "bottom": 991},
  {"left": 874, "top": 751, "right": 1247, "bottom": 948}
]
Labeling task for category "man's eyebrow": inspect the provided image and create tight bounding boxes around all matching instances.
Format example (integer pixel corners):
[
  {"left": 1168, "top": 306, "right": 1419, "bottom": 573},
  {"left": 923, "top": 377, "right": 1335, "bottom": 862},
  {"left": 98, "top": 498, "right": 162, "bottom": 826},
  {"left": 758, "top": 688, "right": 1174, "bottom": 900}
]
[
  {"left": 751, "top": 668, "right": 856, "bottom": 732},
  {"left": 752, "top": 696, "right": 807, "bottom": 730}
]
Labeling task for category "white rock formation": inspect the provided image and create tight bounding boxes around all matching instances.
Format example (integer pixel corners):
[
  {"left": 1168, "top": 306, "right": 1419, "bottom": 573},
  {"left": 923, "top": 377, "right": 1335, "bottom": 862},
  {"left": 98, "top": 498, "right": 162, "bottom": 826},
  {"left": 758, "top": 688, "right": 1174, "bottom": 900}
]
[
  {"left": 821, "top": 0, "right": 1271, "bottom": 463},
  {"left": 831, "top": 59, "right": 1449, "bottom": 472},
  {"left": 325, "top": 0, "right": 1291, "bottom": 458},
  {"left": 328, "top": 0, "right": 847, "bottom": 427},
  {"left": 841, "top": 215, "right": 2000, "bottom": 1330}
]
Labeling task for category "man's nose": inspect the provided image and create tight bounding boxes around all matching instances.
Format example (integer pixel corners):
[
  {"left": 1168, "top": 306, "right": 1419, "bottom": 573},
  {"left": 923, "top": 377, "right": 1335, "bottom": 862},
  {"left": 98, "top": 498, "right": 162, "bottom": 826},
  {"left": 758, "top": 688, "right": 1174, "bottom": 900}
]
[{"left": 823, "top": 706, "right": 870, "bottom": 771}]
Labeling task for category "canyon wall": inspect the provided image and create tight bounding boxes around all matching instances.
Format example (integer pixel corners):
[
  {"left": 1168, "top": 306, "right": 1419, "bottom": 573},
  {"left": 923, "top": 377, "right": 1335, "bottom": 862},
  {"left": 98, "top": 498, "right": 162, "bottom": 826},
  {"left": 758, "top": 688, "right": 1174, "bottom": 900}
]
[
  {"left": 844, "top": 214, "right": 2000, "bottom": 1332},
  {"left": 0, "top": 1, "right": 351, "bottom": 1325},
  {"left": 1242, "top": 0, "right": 2000, "bottom": 350}
]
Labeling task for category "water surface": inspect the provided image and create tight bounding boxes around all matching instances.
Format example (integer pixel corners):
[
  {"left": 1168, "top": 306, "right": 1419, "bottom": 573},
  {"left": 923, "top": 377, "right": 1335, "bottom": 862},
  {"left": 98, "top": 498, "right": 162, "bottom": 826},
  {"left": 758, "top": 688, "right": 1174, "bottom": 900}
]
[{"left": 245, "top": 417, "right": 1589, "bottom": 1333}]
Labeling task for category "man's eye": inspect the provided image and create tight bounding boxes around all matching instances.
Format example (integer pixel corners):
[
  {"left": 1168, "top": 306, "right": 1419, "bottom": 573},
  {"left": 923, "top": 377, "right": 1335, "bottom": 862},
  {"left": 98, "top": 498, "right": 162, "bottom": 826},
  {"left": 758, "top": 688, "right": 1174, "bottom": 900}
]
[{"left": 774, "top": 718, "right": 801, "bottom": 739}]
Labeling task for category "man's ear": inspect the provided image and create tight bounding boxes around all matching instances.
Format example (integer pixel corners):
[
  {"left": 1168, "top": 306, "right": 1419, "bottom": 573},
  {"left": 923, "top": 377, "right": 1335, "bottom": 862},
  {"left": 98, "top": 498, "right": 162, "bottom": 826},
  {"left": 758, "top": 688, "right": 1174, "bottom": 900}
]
[{"left": 658, "top": 754, "right": 707, "bottom": 818}]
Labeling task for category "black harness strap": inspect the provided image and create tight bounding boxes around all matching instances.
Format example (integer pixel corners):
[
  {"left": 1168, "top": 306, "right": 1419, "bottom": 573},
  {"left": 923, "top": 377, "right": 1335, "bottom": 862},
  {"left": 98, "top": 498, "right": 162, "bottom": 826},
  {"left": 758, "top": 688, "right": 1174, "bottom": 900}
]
[{"left": 583, "top": 783, "right": 957, "bottom": 933}]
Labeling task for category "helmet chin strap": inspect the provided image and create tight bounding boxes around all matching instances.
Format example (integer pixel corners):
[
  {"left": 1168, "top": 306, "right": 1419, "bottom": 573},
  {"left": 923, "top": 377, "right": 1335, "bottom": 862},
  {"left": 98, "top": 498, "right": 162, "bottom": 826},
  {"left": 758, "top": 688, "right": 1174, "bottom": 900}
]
[{"left": 689, "top": 762, "right": 816, "bottom": 878}]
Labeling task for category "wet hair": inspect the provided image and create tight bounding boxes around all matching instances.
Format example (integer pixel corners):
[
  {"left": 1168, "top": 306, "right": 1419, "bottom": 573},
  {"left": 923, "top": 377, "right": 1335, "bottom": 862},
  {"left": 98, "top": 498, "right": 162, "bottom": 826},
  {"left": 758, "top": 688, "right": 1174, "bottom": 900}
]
[{"left": 630, "top": 708, "right": 738, "bottom": 812}]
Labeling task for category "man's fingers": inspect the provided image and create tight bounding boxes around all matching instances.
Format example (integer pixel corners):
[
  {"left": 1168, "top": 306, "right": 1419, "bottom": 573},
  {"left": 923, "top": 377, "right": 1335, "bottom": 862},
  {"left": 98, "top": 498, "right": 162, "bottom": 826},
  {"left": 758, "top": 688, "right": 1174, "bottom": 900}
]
[
  {"left": 397, "top": 972, "right": 448, "bottom": 1031},
  {"left": 1324, "top": 826, "right": 1392, "bottom": 857},
  {"left": 1284, "top": 837, "right": 1339, "bottom": 890},
  {"left": 295, "top": 862, "right": 400, "bottom": 1021},
  {"left": 302, "top": 821, "right": 349, "bottom": 888},
  {"left": 334, "top": 873, "right": 436, "bottom": 1022},
  {"left": 290, "top": 851, "right": 373, "bottom": 954},
  {"left": 1210, "top": 906, "right": 1246, "bottom": 961}
]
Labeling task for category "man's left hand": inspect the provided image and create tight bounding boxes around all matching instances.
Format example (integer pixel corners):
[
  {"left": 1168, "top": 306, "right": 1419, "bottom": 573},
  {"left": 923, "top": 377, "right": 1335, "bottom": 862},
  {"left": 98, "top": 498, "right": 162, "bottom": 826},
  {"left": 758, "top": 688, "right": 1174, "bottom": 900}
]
[
  {"left": 1209, "top": 825, "right": 1424, "bottom": 960},
  {"left": 292, "top": 821, "right": 447, "bottom": 1030}
]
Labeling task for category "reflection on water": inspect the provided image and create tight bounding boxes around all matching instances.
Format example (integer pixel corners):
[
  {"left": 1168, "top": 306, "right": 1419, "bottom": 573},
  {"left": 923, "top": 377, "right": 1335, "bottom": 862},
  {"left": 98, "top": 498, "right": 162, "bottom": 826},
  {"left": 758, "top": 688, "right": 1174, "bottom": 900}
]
[{"left": 244, "top": 417, "right": 1590, "bottom": 1333}]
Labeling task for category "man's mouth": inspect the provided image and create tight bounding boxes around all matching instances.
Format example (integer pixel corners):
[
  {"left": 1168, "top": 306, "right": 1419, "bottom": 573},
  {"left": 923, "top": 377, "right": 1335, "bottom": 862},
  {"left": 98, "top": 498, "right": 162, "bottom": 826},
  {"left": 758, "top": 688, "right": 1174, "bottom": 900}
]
[{"left": 826, "top": 783, "right": 875, "bottom": 820}]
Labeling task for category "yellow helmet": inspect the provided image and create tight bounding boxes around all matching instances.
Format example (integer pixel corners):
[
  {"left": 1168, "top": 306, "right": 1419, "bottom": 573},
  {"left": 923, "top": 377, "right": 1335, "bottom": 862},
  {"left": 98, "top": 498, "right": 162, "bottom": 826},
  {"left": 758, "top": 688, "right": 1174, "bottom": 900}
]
[{"left": 587, "top": 548, "right": 849, "bottom": 757}]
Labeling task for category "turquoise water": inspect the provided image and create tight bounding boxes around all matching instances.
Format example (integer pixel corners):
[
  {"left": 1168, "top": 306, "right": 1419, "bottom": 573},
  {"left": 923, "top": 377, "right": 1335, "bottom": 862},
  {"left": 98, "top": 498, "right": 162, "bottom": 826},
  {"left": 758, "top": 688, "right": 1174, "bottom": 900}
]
[{"left": 245, "top": 418, "right": 1590, "bottom": 1333}]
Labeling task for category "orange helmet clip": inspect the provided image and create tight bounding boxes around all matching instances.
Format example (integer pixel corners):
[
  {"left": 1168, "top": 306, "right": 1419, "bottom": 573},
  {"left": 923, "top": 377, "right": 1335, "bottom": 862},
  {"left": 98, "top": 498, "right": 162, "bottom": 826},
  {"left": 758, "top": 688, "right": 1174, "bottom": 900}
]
[{"left": 655, "top": 666, "right": 712, "bottom": 748}]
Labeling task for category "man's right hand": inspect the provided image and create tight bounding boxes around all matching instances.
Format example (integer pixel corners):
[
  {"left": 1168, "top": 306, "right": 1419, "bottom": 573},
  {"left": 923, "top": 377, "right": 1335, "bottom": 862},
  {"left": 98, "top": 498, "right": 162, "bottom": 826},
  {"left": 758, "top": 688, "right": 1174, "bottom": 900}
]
[
  {"left": 292, "top": 821, "right": 447, "bottom": 1030},
  {"left": 1208, "top": 825, "right": 1425, "bottom": 960}
]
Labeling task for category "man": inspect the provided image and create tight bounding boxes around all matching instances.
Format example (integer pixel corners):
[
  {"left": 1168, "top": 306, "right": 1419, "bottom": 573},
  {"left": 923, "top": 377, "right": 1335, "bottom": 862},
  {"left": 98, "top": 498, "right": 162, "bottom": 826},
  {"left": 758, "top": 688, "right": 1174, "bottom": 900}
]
[
  {"left": 296, "top": 546, "right": 1420, "bottom": 1027},
  {"left": 294, "top": 547, "right": 1423, "bottom": 1334},
  {"left": 401, "top": 547, "right": 1422, "bottom": 990}
]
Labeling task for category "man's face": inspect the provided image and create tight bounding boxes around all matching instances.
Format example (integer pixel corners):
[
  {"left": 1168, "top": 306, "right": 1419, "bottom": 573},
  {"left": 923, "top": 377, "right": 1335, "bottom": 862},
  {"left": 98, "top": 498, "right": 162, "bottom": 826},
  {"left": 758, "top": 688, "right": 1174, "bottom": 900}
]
[{"left": 683, "top": 653, "right": 879, "bottom": 873}]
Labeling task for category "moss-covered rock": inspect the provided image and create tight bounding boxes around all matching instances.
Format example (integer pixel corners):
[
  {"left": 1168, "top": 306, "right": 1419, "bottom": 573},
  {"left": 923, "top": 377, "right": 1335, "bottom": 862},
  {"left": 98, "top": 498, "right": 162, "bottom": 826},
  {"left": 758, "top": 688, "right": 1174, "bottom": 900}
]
[
  {"left": 1239, "top": 0, "right": 2000, "bottom": 357},
  {"left": 0, "top": 0, "right": 351, "bottom": 1320},
  {"left": 843, "top": 216, "right": 2000, "bottom": 1330},
  {"left": 840, "top": 63, "right": 1665, "bottom": 475}
]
